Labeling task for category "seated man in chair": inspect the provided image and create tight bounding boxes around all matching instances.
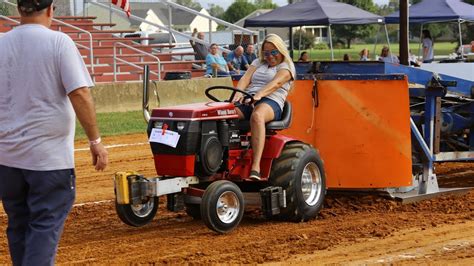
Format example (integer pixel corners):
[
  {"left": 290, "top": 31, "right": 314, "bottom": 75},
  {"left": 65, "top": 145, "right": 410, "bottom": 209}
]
[{"left": 233, "top": 34, "right": 296, "bottom": 180}]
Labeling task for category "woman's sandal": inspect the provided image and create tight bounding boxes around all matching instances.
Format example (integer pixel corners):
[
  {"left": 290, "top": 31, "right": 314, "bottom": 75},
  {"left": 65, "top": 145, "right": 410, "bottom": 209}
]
[{"left": 249, "top": 170, "right": 261, "bottom": 181}]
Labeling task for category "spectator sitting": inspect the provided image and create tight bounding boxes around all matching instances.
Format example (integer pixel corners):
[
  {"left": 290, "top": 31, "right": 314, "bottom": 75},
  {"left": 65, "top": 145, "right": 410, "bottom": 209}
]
[
  {"left": 244, "top": 43, "right": 257, "bottom": 64},
  {"left": 226, "top": 45, "right": 249, "bottom": 75},
  {"left": 378, "top": 46, "right": 399, "bottom": 64},
  {"left": 205, "top": 43, "right": 229, "bottom": 77},
  {"left": 409, "top": 49, "right": 421, "bottom": 67},
  {"left": 222, "top": 45, "right": 229, "bottom": 61},
  {"left": 298, "top": 51, "right": 309, "bottom": 62},
  {"left": 343, "top": 53, "right": 351, "bottom": 61},
  {"left": 189, "top": 28, "right": 208, "bottom": 60},
  {"left": 359, "top": 48, "right": 370, "bottom": 61}
]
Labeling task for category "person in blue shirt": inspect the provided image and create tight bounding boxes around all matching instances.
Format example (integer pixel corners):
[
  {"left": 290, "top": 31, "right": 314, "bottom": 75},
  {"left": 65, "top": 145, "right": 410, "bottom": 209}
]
[
  {"left": 244, "top": 44, "right": 257, "bottom": 64},
  {"left": 205, "top": 43, "right": 229, "bottom": 77},
  {"left": 226, "top": 45, "right": 249, "bottom": 75}
]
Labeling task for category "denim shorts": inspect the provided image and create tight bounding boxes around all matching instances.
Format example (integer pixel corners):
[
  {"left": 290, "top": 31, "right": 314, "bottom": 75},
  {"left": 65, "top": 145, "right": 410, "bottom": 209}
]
[{"left": 237, "top": 97, "right": 282, "bottom": 121}]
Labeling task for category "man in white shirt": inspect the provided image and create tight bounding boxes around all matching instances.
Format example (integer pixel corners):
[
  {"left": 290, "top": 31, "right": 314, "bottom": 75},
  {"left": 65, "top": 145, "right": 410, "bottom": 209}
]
[{"left": 0, "top": 0, "right": 108, "bottom": 264}]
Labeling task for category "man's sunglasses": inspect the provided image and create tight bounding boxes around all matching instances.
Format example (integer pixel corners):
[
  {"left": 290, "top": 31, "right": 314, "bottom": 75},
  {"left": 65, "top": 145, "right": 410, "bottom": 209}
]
[{"left": 263, "top": 49, "right": 280, "bottom": 57}]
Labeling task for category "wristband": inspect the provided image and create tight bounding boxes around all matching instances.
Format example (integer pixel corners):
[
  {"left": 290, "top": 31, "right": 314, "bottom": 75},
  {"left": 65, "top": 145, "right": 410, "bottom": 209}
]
[{"left": 89, "top": 137, "right": 101, "bottom": 146}]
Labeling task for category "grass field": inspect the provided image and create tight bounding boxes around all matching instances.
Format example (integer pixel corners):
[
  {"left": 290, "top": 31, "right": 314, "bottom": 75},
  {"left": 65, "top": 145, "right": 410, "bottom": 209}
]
[
  {"left": 75, "top": 111, "right": 147, "bottom": 140},
  {"left": 294, "top": 42, "right": 458, "bottom": 61}
]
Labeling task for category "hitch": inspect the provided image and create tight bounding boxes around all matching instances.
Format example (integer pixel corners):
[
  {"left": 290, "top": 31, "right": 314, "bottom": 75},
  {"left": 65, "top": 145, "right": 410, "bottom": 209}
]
[
  {"left": 114, "top": 172, "right": 199, "bottom": 205},
  {"left": 260, "top": 186, "right": 286, "bottom": 218}
]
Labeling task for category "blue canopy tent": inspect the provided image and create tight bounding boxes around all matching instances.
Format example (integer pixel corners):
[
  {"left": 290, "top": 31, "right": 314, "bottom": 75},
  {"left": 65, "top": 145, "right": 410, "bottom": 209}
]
[
  {"left": 386, "top": 0, "right": 474, "bottom": 58},
  {"left": 244, "top": 0, "right": 387, "bottom": 60}
]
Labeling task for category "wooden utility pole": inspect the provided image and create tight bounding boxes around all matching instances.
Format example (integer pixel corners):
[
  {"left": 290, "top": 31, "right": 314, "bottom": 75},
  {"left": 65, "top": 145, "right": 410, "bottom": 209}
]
[
  {"left": 400, "top": 0, "right": 409, "bottom": 65},
  {"left": 289, "top": 0, "right": 293, "bottom": 59}
]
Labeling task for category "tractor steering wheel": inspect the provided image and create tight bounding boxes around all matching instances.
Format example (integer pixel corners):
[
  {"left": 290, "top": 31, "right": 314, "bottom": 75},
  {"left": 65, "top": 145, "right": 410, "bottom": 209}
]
[{"left": 205, "top": 86, "right": 255, "bottom": 105}]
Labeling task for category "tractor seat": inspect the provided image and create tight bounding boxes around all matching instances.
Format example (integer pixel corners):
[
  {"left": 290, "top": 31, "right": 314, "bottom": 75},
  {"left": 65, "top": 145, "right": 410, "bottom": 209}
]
[{"left": 238, "top": 101, "right": 292, "bottom": 132}]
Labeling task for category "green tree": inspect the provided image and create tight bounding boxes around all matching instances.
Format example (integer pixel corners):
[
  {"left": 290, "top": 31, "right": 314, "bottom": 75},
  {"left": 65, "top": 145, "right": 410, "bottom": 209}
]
[
  {"left": 255, "top": 0, "right": 278, "bottom": 9},
  {"left": 292, "top": 30, "right": 316, "bottom": 49},
  {"left": 174, "top": 0, "right": 202, "bottom": 11},
  {"left": 463, "top": 0, "right": 474, "bottom": 45},
  {"left": 208, "top": 3, "right": 224, "bottom": 18},
  {"left": 0, "top": 2, "right": 9, "bottom": 16},
  {"left": 222, "top": 0, "right": 257, "bottom": 24},
  {"left": 333, "top": 0, "right": 378, "bottom": 48}
]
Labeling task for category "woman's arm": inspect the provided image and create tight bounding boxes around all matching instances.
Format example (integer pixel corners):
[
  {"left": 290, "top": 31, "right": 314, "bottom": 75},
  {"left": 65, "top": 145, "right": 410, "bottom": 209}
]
[
  {"left": 253, "top": 69, "right": 292, "bottom": 101},
  {"left": 236, "top": 65, "right": 256, "bottom": 90},
  {"left": 232, "top": 65, "right": 257, "bottom": 102}
]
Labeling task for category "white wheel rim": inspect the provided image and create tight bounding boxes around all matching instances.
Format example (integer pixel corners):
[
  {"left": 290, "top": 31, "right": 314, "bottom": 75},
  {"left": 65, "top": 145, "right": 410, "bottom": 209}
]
[
  {"left": 301, "top": 162, "right": 323, "bottom": 206},
  {"left": 216, "top": 191, "right": 240, "bottom": 224},
  {"left": 131, "top": 199, "right": 154, "bottom": 218}
]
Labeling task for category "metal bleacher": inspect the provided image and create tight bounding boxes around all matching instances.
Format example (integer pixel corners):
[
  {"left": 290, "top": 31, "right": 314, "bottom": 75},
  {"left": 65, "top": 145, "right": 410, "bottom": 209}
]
[{"left": 0, "top": 3, "right": 209, "bottom": 83}]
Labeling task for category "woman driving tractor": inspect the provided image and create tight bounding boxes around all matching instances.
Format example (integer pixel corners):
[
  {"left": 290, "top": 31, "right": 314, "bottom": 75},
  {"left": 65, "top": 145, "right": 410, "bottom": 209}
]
[{"left": 233, "top": 34, "right": 296, "bottom": 180}]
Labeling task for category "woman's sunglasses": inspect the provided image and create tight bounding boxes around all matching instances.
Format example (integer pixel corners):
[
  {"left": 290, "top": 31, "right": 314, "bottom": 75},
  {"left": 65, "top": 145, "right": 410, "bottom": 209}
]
[{"left": 263, "top": 49, "right": 280, "bottom": 57}]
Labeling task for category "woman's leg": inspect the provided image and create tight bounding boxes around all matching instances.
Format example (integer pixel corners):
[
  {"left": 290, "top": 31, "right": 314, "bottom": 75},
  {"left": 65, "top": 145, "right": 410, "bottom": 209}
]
[{"left": 250, "top": 103, "right": 275, "bottom": 174}]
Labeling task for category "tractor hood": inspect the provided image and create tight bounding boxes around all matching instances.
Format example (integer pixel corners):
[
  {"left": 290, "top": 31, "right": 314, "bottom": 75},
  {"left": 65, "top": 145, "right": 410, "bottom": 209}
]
[{"left": 150, "top": 102, "right": 239, "bottom": 121}]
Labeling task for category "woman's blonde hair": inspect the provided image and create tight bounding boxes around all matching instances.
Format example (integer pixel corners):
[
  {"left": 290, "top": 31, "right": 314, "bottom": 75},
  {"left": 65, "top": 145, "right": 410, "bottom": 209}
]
[{"left": 258, "top": 34, "right": 295, "bottom": 79}]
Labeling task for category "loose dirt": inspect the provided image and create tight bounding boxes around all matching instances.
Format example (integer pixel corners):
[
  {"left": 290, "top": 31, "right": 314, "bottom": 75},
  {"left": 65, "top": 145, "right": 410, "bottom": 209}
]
[{"left": 1, "top": 133, "right": 473, "bottom": 265}]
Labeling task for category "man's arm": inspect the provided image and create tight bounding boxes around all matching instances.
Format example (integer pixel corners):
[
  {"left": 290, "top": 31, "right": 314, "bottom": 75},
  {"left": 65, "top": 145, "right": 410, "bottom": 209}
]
[{"left": 68, "top": 87, "right": 108, "bottom": 171}]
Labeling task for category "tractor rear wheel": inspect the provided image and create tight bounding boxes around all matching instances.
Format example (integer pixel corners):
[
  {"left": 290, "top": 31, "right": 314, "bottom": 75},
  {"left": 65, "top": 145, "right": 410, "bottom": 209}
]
[
  {"left": 269, "top": 142, "right": 326, "bottom": 222},
  {"left": 115, "top": 197, "right": 158, "bottom": 227},
  {"left": 201, "top": 180, "right": 244, "bottom": 233}
]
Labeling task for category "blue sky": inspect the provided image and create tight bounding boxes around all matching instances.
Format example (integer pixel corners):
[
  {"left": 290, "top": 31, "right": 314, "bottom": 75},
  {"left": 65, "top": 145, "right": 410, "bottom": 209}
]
[{"left": 196, "top": 0, "right": 390, "bottom": 9}]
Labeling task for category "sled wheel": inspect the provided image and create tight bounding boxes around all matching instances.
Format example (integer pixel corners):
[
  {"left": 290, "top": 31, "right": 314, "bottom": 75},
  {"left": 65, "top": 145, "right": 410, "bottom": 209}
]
[
  {"left": 115, "top": 197, "right": 158, "bottom": 227},
  {"left": 185, "top": 203, "right": 201, "bottom": 220},
  {"left": 201, "top": 180, "right": 244, "bottom": 233},
  {"left": 270, "top": 142, "right": 326, "bottom": 222}
]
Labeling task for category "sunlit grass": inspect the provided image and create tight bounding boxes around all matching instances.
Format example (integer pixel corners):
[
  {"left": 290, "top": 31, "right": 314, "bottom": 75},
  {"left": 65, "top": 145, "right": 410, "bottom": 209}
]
[
  {"left": 75, "top": 111, "right": 147, "bottom": 140},
  {"left": 294, "top": 42, "right": 457, "bottom": 61}
]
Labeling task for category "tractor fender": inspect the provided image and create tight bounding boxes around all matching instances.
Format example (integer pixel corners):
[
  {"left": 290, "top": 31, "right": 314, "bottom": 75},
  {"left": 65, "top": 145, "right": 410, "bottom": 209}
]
[{"left": 262, "top": 135, "right": 299, "bottom": 159}]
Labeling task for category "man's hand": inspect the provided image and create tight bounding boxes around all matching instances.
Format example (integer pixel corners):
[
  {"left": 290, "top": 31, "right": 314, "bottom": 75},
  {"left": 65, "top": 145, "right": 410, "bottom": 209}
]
[{"left": 90, "top": 142, "right": 108, "bottom": 171}]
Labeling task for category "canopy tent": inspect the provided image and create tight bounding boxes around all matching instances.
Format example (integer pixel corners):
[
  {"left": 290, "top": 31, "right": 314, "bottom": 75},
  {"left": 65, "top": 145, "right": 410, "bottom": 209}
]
[
  {"left": 244, "top": 0, "right": 388, "bottom": 60},
  {"left": 385, "top": 0, "right": 474, "bottom": 24},
  {"left": 385, "top": 0, "right": 474, "bottom": 58}
]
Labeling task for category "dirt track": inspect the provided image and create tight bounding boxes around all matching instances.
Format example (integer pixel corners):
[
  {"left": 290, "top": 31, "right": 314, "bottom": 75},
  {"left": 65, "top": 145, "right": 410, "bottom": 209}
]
[{"left": 1, "top": 133, "right": 473, "bottom": 264}]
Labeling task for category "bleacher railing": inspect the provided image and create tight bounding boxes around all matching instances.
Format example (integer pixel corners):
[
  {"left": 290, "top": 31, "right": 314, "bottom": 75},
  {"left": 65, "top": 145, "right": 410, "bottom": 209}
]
[
  {"left": 113, "top": 42, "right": 161, "bottom": 82},
  {"left": 85, "top": 0, "right": 255, "bottom": 52}
]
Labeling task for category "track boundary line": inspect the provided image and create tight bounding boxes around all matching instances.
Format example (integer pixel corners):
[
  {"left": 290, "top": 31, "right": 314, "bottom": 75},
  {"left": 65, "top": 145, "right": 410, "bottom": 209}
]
[
  {"left": 74, "top": 142, "right": 148, "bottom": 152},
  {"left": 73, "top": 200, "right": 113, "bottom": 207},
  {"left": 0, "top": 200, "right": 114, "bottom": 218}
]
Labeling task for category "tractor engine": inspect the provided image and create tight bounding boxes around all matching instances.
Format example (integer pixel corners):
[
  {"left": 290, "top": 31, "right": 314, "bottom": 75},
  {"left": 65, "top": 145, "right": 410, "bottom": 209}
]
[{"left": 147, "top": 102, "right": 241, "bottom": 179}]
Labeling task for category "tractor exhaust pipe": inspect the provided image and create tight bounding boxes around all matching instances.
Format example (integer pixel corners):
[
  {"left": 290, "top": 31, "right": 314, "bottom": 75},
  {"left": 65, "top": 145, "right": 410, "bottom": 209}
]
[{"left": 143, "top": 65, "right": 150, "bottom": 123}]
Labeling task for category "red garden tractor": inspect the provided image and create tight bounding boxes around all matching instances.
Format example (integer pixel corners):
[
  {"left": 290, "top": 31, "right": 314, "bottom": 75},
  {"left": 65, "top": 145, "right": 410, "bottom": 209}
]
[{"left": 114, "top": 71, "right": 326, "bottom": 233}]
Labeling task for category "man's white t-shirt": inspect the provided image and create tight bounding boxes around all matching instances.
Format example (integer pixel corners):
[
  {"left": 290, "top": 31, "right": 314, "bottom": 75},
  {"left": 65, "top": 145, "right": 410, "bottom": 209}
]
[{"left": 0, "top": 24, "right": 93, "bottom": 171}]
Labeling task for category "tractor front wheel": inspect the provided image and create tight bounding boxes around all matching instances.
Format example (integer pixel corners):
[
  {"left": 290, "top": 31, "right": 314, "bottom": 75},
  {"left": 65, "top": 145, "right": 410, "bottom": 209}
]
[
  {"left": 201, "top": 180, "right": 244, "bottom": 233},
  {"left": 115, "top": 197, "right": 158, "bottom": 227},
  {"left": 270, "top": 142, "right": 326, "bottom": 222}
]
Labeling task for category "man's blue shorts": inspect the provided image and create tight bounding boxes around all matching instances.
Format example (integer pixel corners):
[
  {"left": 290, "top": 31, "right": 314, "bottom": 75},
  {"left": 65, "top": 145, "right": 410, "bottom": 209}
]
[{"left": 237, "top": 97, "right": 282, "bottom": 121}]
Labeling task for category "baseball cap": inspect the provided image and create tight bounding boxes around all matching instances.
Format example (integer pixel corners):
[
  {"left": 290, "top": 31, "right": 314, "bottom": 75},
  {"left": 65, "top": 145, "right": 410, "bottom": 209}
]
[{"left": 17, "top": 0, "right": 53, "bottom": 13}]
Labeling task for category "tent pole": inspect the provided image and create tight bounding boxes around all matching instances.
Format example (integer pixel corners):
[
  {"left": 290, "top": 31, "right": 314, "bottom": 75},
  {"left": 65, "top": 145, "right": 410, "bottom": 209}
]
[
  {"left": 418, "top": 24, "right": 423, "bottom": 59},
  {"left": 373, "top": 24, "right": 380, "bottom": 60},
  {"left": 384, "top": 24, "right": 393, "bottom": 62},
  {"left": 289, "top": 27, "right": 294, "bottom": 59},
  {"left": 458, "top": 19, "right": 464, "bottom": 59},
  {"left": 299, "top": 26, "right": 302, "bottom": 60},
  {"left": 329, "top": 25, "right": 334, "bottom": 60}
]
